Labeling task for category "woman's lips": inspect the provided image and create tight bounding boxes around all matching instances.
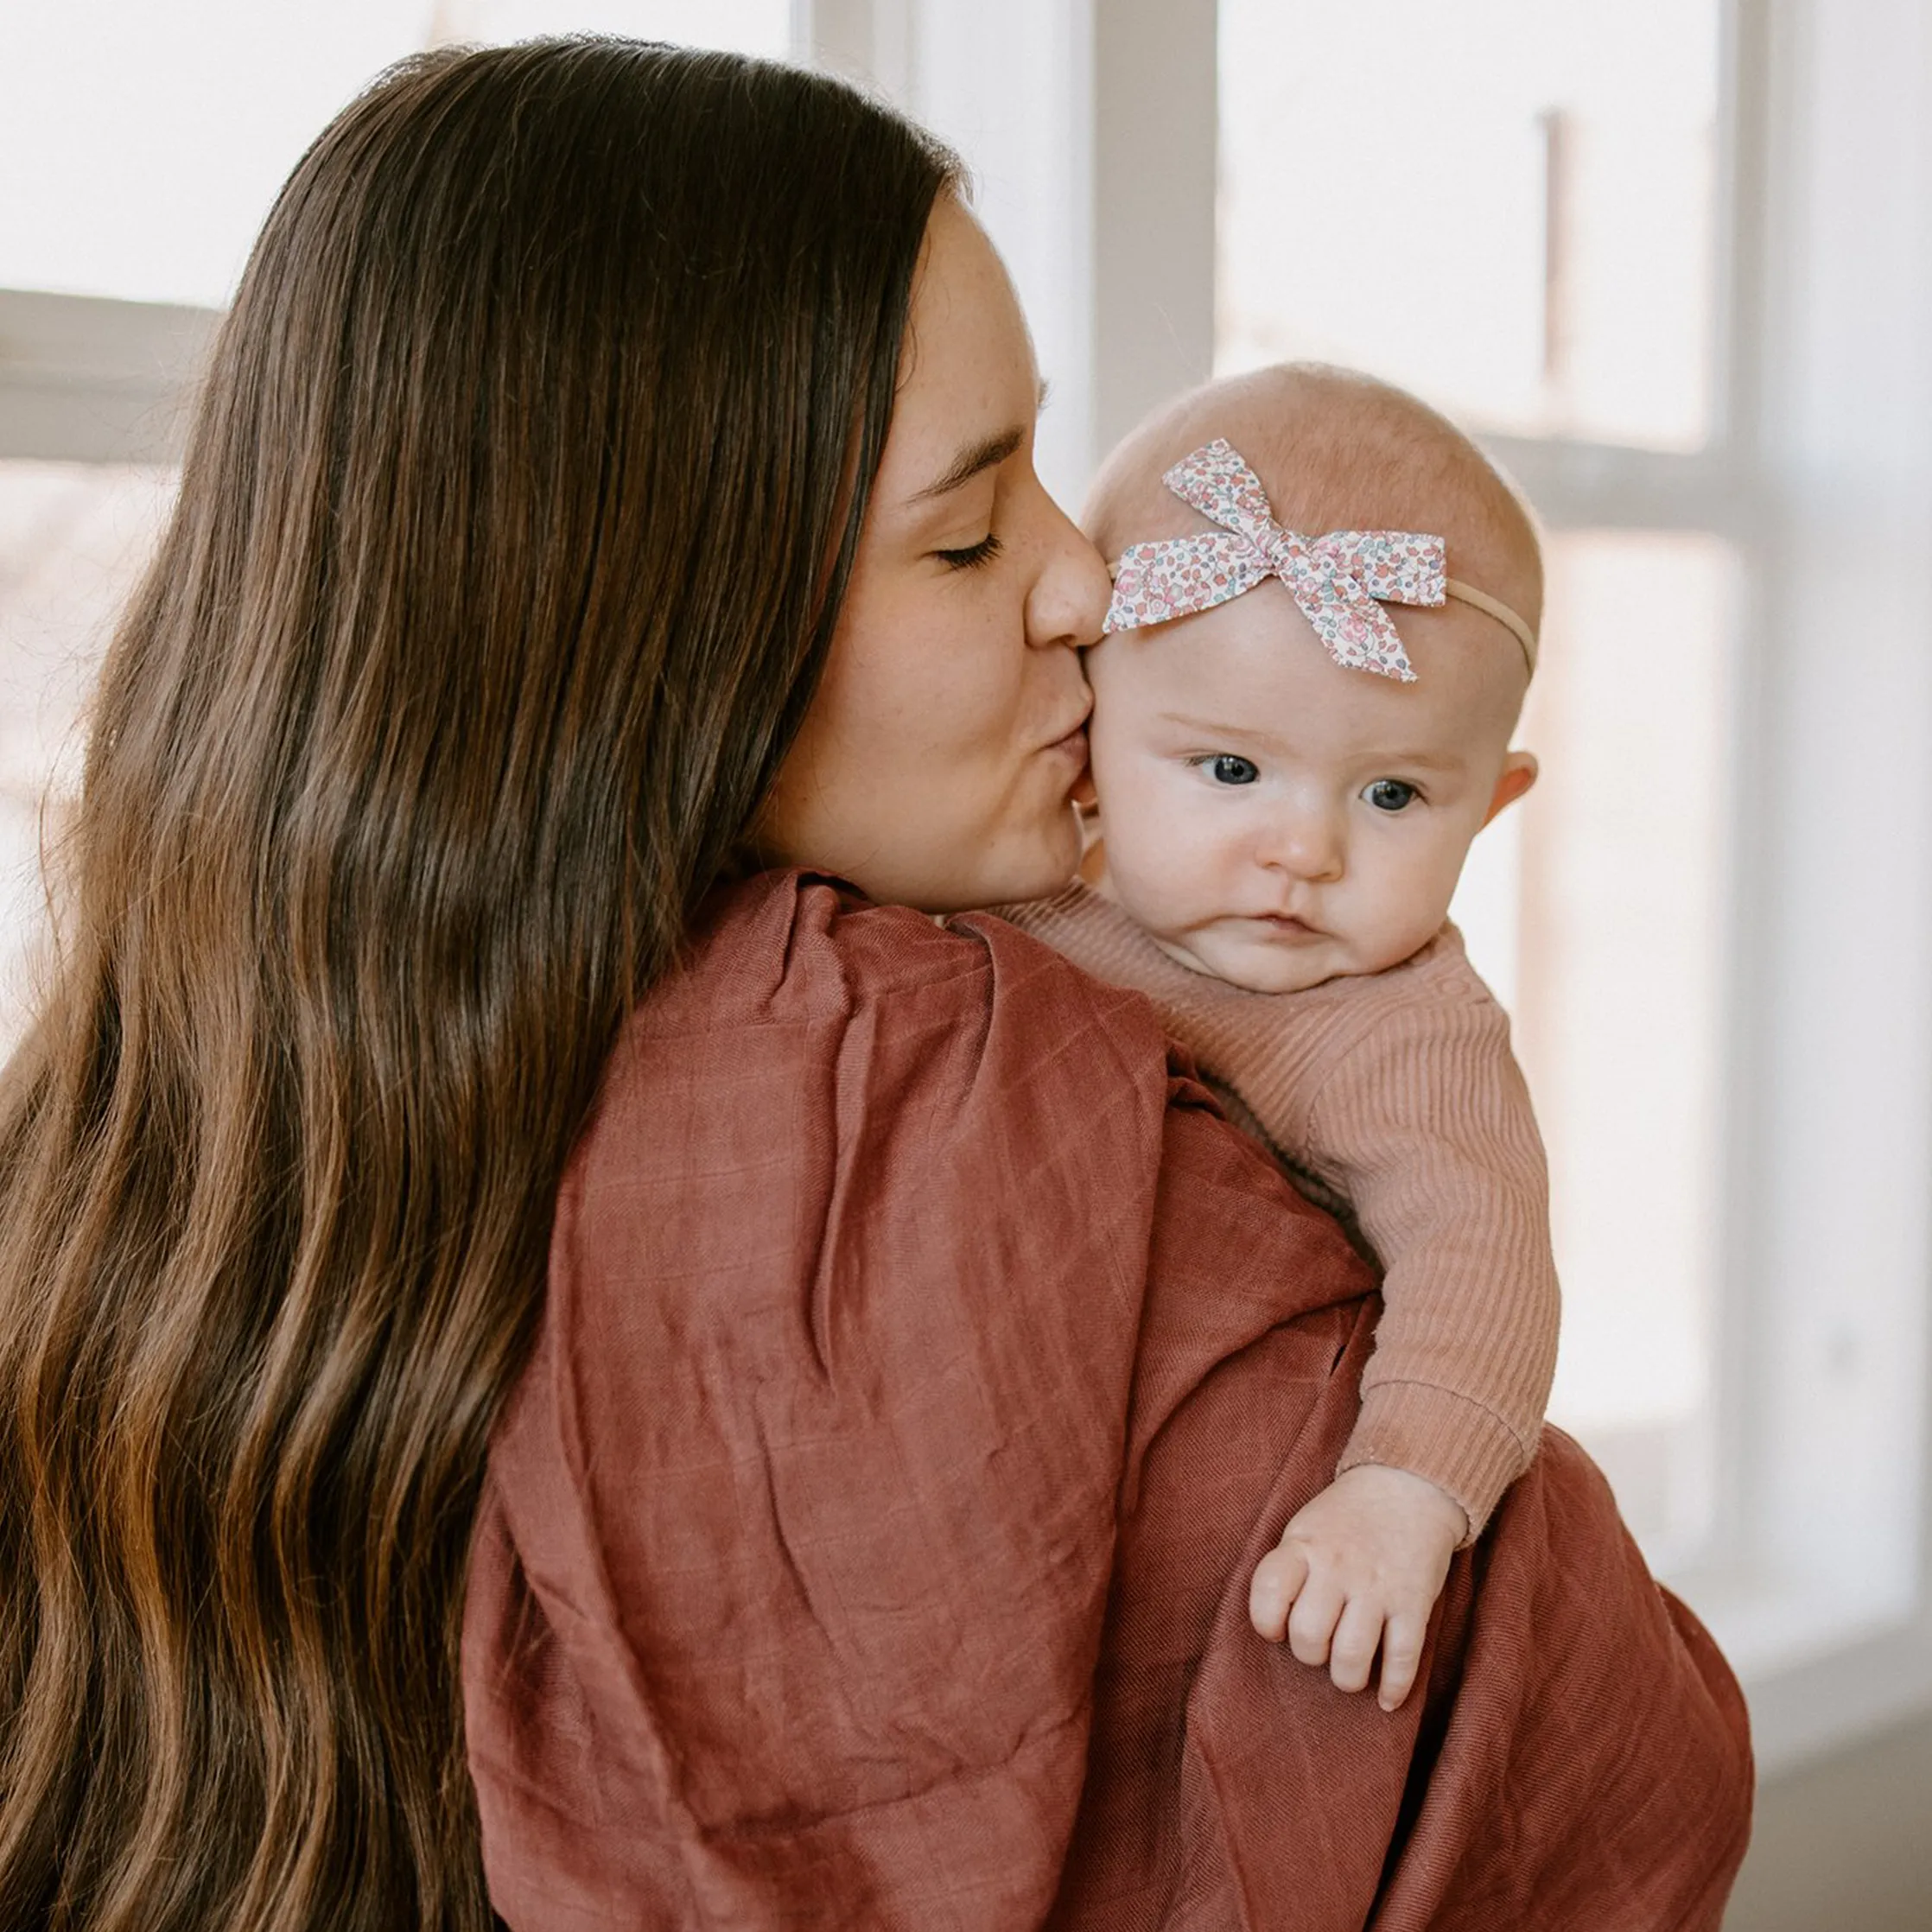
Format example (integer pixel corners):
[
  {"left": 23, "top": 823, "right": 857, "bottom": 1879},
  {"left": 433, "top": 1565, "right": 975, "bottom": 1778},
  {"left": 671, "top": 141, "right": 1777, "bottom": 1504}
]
[{"left": 1042, "top": 723, "right": 1090, "bottom": 766}]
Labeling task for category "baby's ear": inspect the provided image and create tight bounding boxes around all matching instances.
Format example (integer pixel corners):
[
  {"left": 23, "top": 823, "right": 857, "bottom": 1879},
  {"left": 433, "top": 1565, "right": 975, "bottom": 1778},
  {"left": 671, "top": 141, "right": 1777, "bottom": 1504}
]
[{"left": 1482, "top": 750, "right": 1539, "bottom": 827}]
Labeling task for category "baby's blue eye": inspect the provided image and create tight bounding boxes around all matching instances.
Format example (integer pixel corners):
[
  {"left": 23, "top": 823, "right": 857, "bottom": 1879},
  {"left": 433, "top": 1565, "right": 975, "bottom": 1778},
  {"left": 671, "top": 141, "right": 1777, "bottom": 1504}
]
[
  {"left": 1363, "top": 779, "right": 1419, "bottom": 812},
  {"left": 1207, "top": 753, "right": 1259, "bottom": 785}
]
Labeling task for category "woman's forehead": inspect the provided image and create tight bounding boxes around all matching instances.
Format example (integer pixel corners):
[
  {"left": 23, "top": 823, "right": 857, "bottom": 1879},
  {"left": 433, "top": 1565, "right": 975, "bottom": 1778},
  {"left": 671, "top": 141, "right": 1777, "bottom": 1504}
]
[{"left": 885, "top": 200, "right": 1038, "bottom": 495}]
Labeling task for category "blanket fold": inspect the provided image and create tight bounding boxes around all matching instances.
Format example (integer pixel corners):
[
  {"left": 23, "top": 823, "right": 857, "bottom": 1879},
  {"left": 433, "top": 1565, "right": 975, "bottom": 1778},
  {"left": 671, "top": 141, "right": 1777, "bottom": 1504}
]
[{"left": 462, "top": 872, "right": 1750, "bottom": 1929}]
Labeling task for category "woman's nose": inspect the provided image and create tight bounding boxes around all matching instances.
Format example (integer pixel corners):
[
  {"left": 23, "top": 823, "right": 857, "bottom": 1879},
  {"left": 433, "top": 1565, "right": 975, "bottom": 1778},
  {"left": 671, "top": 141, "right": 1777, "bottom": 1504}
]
[{"left": 1024, "top": 483, "right": 1112, "bottom": 651}]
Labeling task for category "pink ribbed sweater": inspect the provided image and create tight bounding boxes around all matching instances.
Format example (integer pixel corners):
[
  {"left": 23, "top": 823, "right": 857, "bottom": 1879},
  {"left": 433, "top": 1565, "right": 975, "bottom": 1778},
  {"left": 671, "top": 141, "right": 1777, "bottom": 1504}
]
[{"left": 999, "top": 882, "right": 1559, "bottom": 1540}]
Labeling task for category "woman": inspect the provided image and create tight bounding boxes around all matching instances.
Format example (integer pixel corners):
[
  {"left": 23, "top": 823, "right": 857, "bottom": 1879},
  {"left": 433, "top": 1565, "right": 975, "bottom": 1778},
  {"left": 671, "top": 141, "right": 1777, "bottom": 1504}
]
[{"left": 0, "top": 40, "right": 1748, "bottom": 1932}]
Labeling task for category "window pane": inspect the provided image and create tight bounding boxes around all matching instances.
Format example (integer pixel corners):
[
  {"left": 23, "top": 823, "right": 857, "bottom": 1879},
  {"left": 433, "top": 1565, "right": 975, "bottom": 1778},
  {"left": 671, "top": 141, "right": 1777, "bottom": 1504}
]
[
  {"left": 0, "top": 2, "right": 795, "bottom": 309},
  {"left": 1452, "top": 531, "right": 1738, "bottom": 1560},
  {"left": 431, "top": 1, "right": 791, "bottom": 48},
  {"left": 0, "top": 463, "right": 176, "bottom": 1047},
  {"left": 1217, "top": 0, "right": 1722, "bottom": 450}
]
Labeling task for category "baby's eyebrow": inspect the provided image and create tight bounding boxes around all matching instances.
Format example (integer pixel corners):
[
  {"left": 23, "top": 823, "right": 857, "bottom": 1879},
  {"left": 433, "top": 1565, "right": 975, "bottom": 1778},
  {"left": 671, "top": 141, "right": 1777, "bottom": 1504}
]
[
  {"left": 1158, "top": 711, "right": 1286, "bottom": 747},
  {"left": 1370, "top": 749, "right": 1465, "bottom": 773},
  {"left": 1155, "top": 713, "right": 1469, "bottom": 772}
]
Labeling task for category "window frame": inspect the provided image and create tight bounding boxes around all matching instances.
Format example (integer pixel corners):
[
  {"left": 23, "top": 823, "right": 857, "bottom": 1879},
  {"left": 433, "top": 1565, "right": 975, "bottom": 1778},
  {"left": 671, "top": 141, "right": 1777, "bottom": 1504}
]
[
  {"left": 0, "top": 288, "right": 216, "bottom": 465},
  {"left": 1439, "top": 0, "right": 1932, "bottom": 1775},
  {"left": 807, "top": 0, "right": 1932, "bottom": 1777}
]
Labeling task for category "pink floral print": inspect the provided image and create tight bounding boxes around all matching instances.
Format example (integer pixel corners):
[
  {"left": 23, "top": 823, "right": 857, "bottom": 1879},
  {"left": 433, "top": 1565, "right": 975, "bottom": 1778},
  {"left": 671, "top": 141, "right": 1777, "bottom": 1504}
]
[{"left": 1103, "top": 438, "right": 1449, "bottom": 683}]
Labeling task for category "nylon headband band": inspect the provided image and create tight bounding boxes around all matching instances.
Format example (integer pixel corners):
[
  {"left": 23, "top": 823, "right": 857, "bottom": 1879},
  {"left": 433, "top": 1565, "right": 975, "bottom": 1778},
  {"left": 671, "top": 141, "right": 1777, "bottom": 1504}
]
[{"left": 1444, "top": 578, "right": 1538, "bottom": 674}]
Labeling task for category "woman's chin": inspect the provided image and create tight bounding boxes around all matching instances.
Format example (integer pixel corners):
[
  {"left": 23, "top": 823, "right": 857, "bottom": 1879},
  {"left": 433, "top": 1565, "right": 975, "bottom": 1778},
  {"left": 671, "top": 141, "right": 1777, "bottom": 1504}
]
[
  {"left": 824, "top": 799, "right": 1085, "bottom": 916},
  {"left": 902, "top": 823, "right": 1080, "bottom": 916},
  {"left": 988, "top": 811, "right": 1085, "bottom": 908}
]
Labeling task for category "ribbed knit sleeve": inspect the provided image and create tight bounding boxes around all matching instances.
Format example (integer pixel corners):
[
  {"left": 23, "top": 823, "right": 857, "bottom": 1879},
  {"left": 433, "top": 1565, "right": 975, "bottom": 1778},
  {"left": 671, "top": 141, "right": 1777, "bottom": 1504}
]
[{"left": 996, "top": 884, "right": 1560, "bottom": 1541}]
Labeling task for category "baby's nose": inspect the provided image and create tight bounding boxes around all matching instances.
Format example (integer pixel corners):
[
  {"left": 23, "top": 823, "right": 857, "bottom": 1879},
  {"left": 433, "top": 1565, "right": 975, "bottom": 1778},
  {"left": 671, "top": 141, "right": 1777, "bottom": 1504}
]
[{"left": 1258, "top": 807, "right": 1344, "bottom": 881}]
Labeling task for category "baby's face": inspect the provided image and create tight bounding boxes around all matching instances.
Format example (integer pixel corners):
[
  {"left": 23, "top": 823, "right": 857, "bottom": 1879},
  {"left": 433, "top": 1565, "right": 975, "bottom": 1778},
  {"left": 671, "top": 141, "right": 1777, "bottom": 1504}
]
[{"left": 1085, "top": 582, "right": 1535, "bottom": 994}]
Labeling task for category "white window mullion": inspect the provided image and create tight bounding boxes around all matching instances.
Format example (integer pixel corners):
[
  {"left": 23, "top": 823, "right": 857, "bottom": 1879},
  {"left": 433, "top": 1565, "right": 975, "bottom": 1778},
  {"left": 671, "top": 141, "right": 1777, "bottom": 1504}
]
[
  {"left": 1480, "top": 435, "right": 1760, "bottom": 537},
  {"left": 799, "top": 0, "right": 1217, "bottom": 506},
  {"left": 0, "top": 289, "right": 217, "bottom": 467}
]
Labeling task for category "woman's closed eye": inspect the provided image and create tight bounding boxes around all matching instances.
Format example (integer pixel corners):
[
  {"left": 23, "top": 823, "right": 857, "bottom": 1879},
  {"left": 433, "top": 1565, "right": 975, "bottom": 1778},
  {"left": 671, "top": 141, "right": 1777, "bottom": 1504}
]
[
  {"left": 1363, "top": 778, "right": 1420, "bottom": 812},
  {"left": 935, "top": 531, "right": 1004, "bottom": 571}
]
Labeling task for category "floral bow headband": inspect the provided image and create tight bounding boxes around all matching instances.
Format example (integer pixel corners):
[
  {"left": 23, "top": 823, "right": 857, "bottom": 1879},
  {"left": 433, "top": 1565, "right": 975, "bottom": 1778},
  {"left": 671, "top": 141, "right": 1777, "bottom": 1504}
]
[{"left": 1103, "top": 438, "right": 1539, "bottom": 683}]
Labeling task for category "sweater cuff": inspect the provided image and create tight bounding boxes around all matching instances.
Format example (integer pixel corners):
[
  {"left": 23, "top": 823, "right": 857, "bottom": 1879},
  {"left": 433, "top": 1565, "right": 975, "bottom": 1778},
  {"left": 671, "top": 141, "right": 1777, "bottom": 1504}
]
[{"left": 1336, "top": 1381, "right": 1536, "bottom": 1546}]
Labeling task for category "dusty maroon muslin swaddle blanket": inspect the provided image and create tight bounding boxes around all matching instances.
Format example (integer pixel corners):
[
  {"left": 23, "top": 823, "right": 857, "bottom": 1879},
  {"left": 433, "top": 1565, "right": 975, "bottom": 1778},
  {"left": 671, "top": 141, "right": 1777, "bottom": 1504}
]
[{"left": 463, "top": 870, "right": 1751, "bottom": 1929}]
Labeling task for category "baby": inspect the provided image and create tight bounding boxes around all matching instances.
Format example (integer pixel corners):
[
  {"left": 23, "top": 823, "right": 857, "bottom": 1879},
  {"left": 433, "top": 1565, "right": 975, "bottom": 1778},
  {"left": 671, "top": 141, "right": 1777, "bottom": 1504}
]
[{"left": 1002, "top": 363, "right": 1558, "bottom": 1713}]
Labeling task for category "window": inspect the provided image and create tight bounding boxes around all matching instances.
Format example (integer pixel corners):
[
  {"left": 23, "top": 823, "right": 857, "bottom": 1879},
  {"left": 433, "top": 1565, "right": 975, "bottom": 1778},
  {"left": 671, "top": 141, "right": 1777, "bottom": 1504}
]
[
  {"left": 1218, "top": 0, "right": 1721, "bottom": 450},
  {"left": 1217, "top": 0, "right": 1736, "bottom": 1564},
  {"left": 0, "top": 464, "right": 177, "bottom": 1036},
  {"left": 823, "top": 0, "right": 1932, "bottom": 1768},
  {"left": 0, "top": 1, "right": 793, "bottom": 309},
  {"left": 0, "top": 2, "right": 795, "bottom": 1050},
  {"left": 1212, "top": 0, "right": 1932, "bottom": 1767},
  {"left": 1509, "top": 530, "right": 1738, "bottom": 1561}
]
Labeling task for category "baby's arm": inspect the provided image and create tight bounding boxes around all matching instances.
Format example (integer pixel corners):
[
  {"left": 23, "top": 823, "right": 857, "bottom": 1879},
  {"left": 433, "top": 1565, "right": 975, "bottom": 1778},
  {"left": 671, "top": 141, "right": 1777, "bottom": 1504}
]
[
  {"left": 1300, "top": 944, "right": 1559, "bottom": 1532},
  {"left": 1244, "top": 939, "right": 1559, "bottom": 1706},
  {"left": 995, "top": 895, "right": 1559, "bottom": 1708}
]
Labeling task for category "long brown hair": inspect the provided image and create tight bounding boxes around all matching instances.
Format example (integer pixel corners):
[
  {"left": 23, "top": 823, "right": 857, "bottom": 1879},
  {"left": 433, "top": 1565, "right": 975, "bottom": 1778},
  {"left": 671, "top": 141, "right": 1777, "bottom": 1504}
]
[{"left": 0, "top": 40, "right": 955, "bottom": 1930}]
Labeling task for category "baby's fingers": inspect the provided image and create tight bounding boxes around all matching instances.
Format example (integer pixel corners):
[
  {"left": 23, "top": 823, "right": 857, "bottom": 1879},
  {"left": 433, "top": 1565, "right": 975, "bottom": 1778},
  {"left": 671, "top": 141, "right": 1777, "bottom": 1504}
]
[
  {"left": 1376, "top": 1611, "right": 1428, "bottom": 1713},
  {"left": 1327, "top": 1598, "right": 1384, "bottom": 1695},
  {"left": 1286, "top": 1573, "right": 1344, "bottom": 1669},
  {"left": 1249, "top": 1541, "right": 1310, "bottom": 1641}
]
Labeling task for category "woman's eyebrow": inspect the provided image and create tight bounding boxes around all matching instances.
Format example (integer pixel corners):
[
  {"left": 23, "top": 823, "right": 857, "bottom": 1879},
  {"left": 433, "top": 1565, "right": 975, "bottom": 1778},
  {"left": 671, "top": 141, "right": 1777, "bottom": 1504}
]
[{"left": 912, "top": 423, "right": 1026, "bottom": 502}]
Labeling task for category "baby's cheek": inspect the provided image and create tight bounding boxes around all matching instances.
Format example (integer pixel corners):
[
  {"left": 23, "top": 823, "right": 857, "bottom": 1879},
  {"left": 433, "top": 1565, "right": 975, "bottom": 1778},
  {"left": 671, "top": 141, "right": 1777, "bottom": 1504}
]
[
  {"left": 1109, "top": 786, "right": 1232, "bottom": 928},
  {"left": 1082, "top": 708, "right": 1141, "bottom": 793},
  {"left": 1354, "top": 839, "right": 1465, "bottom": 966}
]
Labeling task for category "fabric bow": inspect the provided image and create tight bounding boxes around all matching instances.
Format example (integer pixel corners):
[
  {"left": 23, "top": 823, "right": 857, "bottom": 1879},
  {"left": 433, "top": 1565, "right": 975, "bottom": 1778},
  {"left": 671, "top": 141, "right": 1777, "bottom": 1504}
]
[{"left": 1103, "top": 438, "right": 1448, "bottom": 682}]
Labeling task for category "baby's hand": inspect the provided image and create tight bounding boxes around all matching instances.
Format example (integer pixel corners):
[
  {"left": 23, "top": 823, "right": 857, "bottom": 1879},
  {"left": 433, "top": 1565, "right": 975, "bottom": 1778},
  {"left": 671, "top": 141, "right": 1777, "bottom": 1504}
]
[{"left": 1249, "top": 1465, "right": 1465, "bottom": 1712}]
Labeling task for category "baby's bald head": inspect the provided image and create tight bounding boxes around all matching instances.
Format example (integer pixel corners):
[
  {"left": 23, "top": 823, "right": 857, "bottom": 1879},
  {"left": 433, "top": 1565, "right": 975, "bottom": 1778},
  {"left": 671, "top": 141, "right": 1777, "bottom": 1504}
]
[
  {"left": 1078, "top": 365, "right": 1545, "bottom": 993},
  {"left": 1086, "top": 362, "right": 1543, "bottom": 655}
]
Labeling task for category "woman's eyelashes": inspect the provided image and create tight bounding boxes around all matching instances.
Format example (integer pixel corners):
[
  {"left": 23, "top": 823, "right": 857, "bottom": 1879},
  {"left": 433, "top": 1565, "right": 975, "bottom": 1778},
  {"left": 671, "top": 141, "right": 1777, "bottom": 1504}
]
[
  {"left": 1363, "top": 778, "right": 1420, "bottom": 812},
  {"left": 935, "top": 531, "right": 1004, "bottom": 571}
]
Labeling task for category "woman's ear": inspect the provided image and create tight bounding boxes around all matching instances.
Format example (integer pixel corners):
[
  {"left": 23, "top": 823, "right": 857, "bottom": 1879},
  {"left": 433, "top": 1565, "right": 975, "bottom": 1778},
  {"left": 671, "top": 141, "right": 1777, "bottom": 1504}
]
[{"left": 1482, "top": 749, "right": 1539, "bottom": 827}]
